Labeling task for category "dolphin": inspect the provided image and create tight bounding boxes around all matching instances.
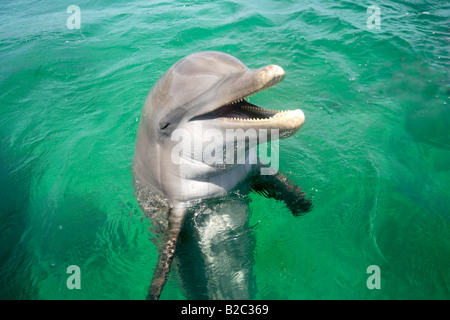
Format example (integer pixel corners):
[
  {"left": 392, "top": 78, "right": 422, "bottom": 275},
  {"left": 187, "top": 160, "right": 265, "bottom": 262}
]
[{"left": 133, "top": 51, "right": 312, "bottom": 300}]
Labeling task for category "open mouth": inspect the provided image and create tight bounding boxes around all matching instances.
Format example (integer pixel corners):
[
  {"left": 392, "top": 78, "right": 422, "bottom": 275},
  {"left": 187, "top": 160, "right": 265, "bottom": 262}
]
[
  {"left": 190, "top": 99, "right": 284, "bottom": 122},
  {"left": 189, "top": 75, "right": 290, "bottom": 124},
  {"left": 188, "top": 64, "right": 304, "bottom": 130}
]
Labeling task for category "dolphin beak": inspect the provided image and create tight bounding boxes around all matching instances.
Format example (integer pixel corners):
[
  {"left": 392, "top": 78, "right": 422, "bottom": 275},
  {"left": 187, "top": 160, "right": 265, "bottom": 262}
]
[{"left": 189, "top": 65, "right": 305, "bottom": 136}]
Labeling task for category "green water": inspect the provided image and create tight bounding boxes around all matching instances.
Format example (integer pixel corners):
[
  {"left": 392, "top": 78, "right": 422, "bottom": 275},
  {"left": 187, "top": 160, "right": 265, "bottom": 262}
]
[{"left": 1, "top": 0, "right": 449, "bottom": 300}]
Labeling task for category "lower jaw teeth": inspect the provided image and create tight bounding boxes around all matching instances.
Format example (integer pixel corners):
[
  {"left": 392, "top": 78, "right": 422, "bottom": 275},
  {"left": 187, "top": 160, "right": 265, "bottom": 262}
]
[{"left": 230, "top": 117, "right": 275, "bottom": 121}]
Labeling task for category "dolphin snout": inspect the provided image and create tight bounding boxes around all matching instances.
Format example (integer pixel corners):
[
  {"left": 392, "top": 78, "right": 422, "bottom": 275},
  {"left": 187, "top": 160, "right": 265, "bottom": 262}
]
[{"left": 257, "top": 65, "right": 285, "bottom": 88}]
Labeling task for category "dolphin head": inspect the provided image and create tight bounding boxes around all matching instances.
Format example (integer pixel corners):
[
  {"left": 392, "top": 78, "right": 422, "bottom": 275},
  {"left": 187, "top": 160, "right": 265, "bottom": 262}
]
[
  {"left": 140, "top": 51, "right": 305, "bottom": 139},
  {"left": 134, "top": 51, "right": 306, "bottom": 202}
]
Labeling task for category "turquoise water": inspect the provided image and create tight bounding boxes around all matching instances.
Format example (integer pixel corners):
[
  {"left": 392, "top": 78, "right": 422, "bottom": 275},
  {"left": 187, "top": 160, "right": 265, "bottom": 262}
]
[{"left": 1, "top": 0, "right": 449, "bottom": 299}]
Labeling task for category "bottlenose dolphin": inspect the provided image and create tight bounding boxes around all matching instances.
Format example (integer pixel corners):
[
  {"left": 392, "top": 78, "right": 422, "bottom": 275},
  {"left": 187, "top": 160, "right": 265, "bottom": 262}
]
[{"left": 133, "top": 51, "right": 312, "bottom": 300}]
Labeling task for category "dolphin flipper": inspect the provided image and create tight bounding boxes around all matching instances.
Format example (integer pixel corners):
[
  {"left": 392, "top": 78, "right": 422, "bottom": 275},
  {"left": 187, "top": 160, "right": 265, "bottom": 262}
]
[
  {"left": 249, "top": 165, "right": 312, "bottom": 216},
  {"left": 147, "top": 204, "right": 187, "bottom": 300}
]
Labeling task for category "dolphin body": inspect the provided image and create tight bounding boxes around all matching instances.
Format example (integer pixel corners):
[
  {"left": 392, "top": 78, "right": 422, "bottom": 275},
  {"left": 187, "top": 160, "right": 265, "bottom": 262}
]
[{"left": 133, "top": 51, "right": 312, "bottom": 300}]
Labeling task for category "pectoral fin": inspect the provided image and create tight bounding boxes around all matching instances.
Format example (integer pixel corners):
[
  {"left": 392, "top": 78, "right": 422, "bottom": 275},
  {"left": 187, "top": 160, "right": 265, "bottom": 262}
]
[
  {"left": 250, "top": 164, "right": 313, "bottom": 216},
  {"left": 147, "top": 204, "right": 187, "bottom": 300}
]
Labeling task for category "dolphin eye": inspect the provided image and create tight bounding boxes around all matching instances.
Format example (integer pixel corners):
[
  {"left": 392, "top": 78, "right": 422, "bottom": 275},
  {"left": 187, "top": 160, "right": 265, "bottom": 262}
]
[{"left": 159, "top": 122, "right": 170, "bottom": 132}]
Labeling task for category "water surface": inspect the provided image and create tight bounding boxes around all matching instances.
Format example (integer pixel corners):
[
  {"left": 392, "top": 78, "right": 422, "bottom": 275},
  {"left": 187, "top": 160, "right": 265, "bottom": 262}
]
[{"left": 0, "top": 0, "right": 449, "bottom": 299}]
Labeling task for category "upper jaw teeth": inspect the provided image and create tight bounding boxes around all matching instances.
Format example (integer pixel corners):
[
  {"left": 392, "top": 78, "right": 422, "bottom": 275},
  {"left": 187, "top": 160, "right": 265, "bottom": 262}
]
[
  {"left": 229, "top": 111, "right": 291, "bottom": 122},
  {"left": 224, "top": 81, "right": 293, "bottom": 121},
  {"left": 240, "top": 105, "right": 288, "bottom": 113},
  {"left": 226, "top": 85, "right": 275, "bottom": 106},
  {"left": 228, "top": 99, "right": 244, "bottom": 105}
]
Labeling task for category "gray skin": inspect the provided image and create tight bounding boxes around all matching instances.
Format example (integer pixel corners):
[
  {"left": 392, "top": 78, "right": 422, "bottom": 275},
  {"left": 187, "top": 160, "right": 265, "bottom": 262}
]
[{"left": 133, "top": 51, "right": 312, "bottom": 300}]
